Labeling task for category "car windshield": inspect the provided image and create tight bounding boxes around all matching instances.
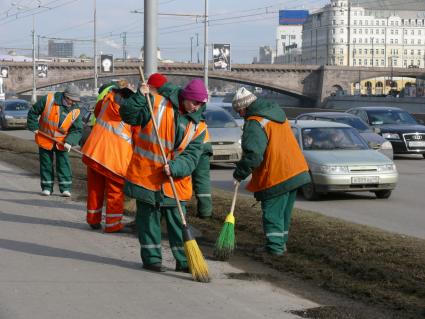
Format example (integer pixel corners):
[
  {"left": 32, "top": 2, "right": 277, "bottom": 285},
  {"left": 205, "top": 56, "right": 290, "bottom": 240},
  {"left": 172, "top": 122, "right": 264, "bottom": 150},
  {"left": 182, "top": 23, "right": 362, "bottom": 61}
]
[
  {"left": 5, "top": 101, "right": 30, "bottom": 111},
  {"left": 332, "top": 117, "right": 370, "bottom": 132},
  {"left": 204, "top": 109, "right": 238, "bottom": 128},
  {"left": 366, "top": 109, "right": 418, "bottom": 125},
  {"left": 221, "top": 106, "right": 242, "bottom": 119},
  {"left": 301, "top": 127, "right": 368, "bottom": 150}
]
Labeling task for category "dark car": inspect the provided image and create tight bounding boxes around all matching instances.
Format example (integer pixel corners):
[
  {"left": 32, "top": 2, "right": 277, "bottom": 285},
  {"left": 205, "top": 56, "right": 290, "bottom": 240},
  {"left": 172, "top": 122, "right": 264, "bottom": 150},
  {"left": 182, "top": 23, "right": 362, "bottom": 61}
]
[
  {"left": 346, "top": 107, "right": 425, "bottom": 158},
  {"left": 295, "top": 112, "right": 393, "bottom": 159},
  {"left": 0, "top": 99, "right": 31, "bottom": 130}
]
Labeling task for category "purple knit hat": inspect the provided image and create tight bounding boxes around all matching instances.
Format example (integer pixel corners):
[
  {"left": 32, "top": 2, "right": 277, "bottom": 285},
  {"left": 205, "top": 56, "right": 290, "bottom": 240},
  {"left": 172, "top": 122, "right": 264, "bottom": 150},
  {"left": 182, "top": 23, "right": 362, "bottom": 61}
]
[{"left": 181, "top": 79, "right": 208, "bottom": 103}]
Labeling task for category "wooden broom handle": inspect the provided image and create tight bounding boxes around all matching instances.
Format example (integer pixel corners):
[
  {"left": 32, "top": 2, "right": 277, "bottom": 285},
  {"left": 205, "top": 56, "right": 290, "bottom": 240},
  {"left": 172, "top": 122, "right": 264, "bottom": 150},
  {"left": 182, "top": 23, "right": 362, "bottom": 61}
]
[
  {"left": 36, "top": 130, "right": 83, "bottom": 156},
  {"left": 230, "top": 181, "right": 239, "bottom": 215},
  {"left": 138, "top": 67, "right": 188, "bottom": 227}
]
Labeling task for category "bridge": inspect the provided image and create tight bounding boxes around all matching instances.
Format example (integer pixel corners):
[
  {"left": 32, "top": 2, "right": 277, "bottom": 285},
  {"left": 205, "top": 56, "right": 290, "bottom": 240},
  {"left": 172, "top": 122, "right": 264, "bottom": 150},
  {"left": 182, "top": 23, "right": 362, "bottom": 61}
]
[{"left": 1, "top": 61, "right": 424, "bottom": 105}]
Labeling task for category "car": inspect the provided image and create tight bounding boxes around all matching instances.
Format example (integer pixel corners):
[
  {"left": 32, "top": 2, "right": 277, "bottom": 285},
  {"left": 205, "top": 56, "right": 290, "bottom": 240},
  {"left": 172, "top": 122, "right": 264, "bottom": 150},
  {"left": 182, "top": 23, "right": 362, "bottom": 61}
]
[
  {"left": 218, "top": 103, "right": 244, "bottom": 127},
  {"left": 0, "top": 99, "right": 31, "bottom": 130},
  {"left": 204, "top": 104, "right": 242, "bottom": 163},
  {"left": 291, "top": 120, "right": 398, "bottom": 200},
  {"left": 295, "top": 112, "right": 393, "bottom": 159},
  {"left": 346, "top": 106, "right": 425, "bottom": 158},
  {"left": 78, "top": 98, "right": 97, "bottom": 146}
]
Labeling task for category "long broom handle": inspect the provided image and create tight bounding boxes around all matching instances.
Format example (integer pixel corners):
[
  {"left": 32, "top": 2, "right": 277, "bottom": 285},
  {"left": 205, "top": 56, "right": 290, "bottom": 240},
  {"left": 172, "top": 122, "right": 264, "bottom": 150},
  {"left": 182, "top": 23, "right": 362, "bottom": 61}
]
[
  {"left": 230, "top": 181, "right": 239, "bottom": 215},
  {"left": 35, "top": 130, "right": 83, "bottom": 156},
  {"left": 138, "top": 66, "right": 188, "bottom": 227}
]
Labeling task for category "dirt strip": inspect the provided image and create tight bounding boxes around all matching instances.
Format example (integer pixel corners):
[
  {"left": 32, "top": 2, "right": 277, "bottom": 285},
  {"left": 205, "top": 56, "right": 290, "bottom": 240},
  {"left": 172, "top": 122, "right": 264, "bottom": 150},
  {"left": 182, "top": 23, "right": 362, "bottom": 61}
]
[{"left": 1, "top": 132, "right": 424, "bottom": 319}]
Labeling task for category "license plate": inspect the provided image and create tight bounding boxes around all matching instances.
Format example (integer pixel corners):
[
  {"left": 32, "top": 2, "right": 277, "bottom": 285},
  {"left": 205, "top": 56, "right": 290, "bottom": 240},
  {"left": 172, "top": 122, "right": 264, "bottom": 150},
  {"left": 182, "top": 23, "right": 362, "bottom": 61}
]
[
  {"left": 408, "top": 141, "right": 425, "bottom": 147},
  {"left": 351, "top": 176, "right": 379, "bottom": 184}
]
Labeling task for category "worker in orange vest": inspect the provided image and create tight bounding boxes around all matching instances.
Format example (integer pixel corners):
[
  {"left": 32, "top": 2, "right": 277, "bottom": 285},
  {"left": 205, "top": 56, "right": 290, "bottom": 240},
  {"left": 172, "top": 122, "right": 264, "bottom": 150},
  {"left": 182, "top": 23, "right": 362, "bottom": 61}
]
[
  {"left": 232, "top": 87, "right": 311, "bottom": 256},
  {"left": 27, "top": 85, "right": 82, "bottom": 197},
  {"left": 120, "top": 78, "right": 208, "bottom": 273},
  {"left": 81, "top": 80, "right": 134, "bottom": 232}
]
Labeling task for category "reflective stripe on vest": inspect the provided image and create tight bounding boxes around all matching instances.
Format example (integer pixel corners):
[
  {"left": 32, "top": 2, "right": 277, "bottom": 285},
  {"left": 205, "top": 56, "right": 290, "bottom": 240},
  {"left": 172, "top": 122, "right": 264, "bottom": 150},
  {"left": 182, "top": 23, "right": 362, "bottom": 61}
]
[
  {"left": 81, "top": 91, "right": 133, "bottom": 177},
  {"left": 245, "top": 116, "right": 309, "bottom": 193}
]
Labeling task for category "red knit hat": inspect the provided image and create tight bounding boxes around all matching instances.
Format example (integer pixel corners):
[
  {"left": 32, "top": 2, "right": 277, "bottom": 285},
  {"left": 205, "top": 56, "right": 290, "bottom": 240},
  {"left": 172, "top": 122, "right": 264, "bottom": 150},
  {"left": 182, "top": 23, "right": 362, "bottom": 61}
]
[{"left": 147, "top": 73, "right": 168, "bottom": 89}]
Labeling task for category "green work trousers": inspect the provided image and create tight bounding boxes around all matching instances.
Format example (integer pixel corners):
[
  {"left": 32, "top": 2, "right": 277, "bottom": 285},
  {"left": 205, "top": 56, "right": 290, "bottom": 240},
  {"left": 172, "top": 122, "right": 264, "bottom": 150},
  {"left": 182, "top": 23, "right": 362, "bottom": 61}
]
[
  {"left": 39, "top": 147, "right": 72, "bottom": 193},
  {"left": 192, "top": 152, "right": 212, "bottom": 217},
  {"left": 260, "top": 190, "right": 297, "bottom": 255},
  {"left": 136, "top": 200, "right": 187, "bottom": 268}
]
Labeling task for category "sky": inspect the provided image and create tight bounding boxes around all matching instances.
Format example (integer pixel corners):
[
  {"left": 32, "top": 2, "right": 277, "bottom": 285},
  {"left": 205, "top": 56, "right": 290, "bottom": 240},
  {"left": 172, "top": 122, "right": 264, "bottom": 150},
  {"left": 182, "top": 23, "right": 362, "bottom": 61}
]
[{"left": 0, "top": 0, "right": 329, "bottom": 63}]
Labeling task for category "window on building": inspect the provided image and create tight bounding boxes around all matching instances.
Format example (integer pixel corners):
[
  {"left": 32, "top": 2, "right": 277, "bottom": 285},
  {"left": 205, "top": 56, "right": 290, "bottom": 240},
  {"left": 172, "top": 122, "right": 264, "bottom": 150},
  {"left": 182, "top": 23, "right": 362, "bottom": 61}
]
[
  {"left": 381, "top": 39, "right": 384, "bottom": 44},
  {"left": 395, "top": 39, "right": 398, "bottom": 44},
  {"left": 404, "top": 49, "right": 408, "bottom": 55},
  {"left": 390, "top": 29, "right": 394, "bottom": 35},
  {"left": 376, "top": 49, "right": 379, "bottom": 55},
  {"left": 375, "top": 59, "right": 379, "bottom": 66},
  {"left": 354, "top": 20, "right": 357, "bottom": 25},
  {"left": 333, "top": 20, "right": 336, "bottom": 25},
  {"left": 411, "top": 60, "right": 414, "bottom": 65},
  {"left": 390, "top": 39, "right": 393, "bottom": 44},
  {"left": 353, "top": 28, "right": 357, "bottom": 34},
  {"left": 390, "top": 21, "right": 394, "bottom": 26},
  {"left": 394, "top": 59, "right": 397, "bottom": 66},
  {"left": 404, "top": 29, "right": 407, "bottom": 35},
  {"left": 404, "top": 60, "right": 407, "bottom": 67},
  {"left": 359, "top": 29, "right": 362, "bottom": 34},
  {"left": 366, "top": 29, "right": 369, "bottom": 34},
  {"left": 353, "top": 59, "right": 356, "bottom": 65},
  {"left": 381, "top": 59, "right": 385, "bottom": 66},
  {"left": 381, "top": 20, "right": 385, "bottom": 26},
  {"left": 381, "top": 29, "right": 385, "bottom": 34},
  {"left": 418, "top": 39, "right": 422, "bottom": 45},
  {"left": 281, "top": 35, "right": 286, "bottom": 40},
  {"left": 381, "top": 49, "right": 385, "bottom": 54},
  {"left": 359, "top": 49, "right": 362, "bottom": 54},
  {"left": 353, "top": 38, "right": 357, "bottom": 43},
  {"left": 340, "top": 20, "right": 344, "bottom": 25},
  {"left": 419, "top": 30, "right": 422, "bottom": 35},
  {"left": 359, "top": 59, "right": 362, "bottom": 65},
  {"left": 364, "top": 59, "right": 368, "bottom": 65},
  {"left": 411, "top": 49, "right": 414, "bottom": 55},
  {"left": 353, "top": 48, "right": 356, "bottom": 54},
  {"left": 411, "top": 30, "right": 414, "bottom": 35},
  {"left": 340, "top": 38, "right": 344, "bottom": 43},
  {"left": 376, "top": 20, "right": 379, "bottom": 26},
  {"left": 359, "top": 20, "right": 362, "bottom": 25},
  {"left": 395, "top": 30, "right": 399, "bottom": 35},
  {"left": 340, "top": 28, "right": 344, "bottom": 33},
  {"left": 411, "top": 39, "right": 414, "bottom": 44},
  {"left": 339, "top": 59, "right": 344, "bottom": 65},
  {"left": 396, "top": 21, "right": 399, "bottom": 26},
  {"left": 419, "top": 50, "right": 422, "bottom": 56},
  {"left": 418, "top": 60, "right": 422, "bottom": 66},
  {"left": 340, "top": 48, "right": 344, "bottom": 54},
  {"left": 291, "top": 35, "right": 296, "bottom": 39},
  {"left": 365, "top": 20, "right": 368, "bottom": 26},
  {"left": 404, "top": 39, "right": 408, "bottom": 44}
]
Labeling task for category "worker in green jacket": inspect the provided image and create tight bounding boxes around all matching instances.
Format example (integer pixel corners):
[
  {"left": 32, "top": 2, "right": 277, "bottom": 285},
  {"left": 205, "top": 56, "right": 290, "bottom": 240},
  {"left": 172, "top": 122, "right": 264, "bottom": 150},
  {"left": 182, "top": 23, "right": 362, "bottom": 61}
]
[
  {"left": 232, "top": 87, "right": 310, "bottom": 256},
  {"left": 192, "top": 128, "right": 213, "bottom": 218},
  {"left": 27, "top": 85, "right": 82, "bottom": 197},
  {"left": 119, "top": 78, "right": 208, "bottom": 273}
]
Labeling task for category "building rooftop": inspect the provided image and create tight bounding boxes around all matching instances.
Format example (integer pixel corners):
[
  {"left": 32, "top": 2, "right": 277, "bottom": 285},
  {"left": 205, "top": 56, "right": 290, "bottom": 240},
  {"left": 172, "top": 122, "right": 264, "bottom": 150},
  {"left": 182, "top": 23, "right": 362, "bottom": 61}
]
[{"left": 354, "top": 0, "right": 424, "bottom": 11}]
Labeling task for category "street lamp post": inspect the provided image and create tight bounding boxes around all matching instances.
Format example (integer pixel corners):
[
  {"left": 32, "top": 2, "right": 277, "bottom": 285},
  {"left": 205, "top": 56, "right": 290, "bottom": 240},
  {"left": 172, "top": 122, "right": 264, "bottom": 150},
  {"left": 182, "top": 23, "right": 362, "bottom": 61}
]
[
  {"left": 32, "top": 16, "right": 37, "bottom": 104},
  {"left": 203, "top": 0, "right": 209, "bottom": 89},
  {"left": 144, "top": 0, "right": 158, "bottom": 76},
  {"left": 190, "top": 36, "right": 193, "bottom": 63},
  {"left": 93, "top": 0, "right": 98, "bottom": 95}
]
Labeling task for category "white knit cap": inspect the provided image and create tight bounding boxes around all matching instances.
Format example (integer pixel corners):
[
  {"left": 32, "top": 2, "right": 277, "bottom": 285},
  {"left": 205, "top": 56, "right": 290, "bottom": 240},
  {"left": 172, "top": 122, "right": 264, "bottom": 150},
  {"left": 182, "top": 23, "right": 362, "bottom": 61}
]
[{"left": 232, "top": 87, "right": 257, "bottom": 111}]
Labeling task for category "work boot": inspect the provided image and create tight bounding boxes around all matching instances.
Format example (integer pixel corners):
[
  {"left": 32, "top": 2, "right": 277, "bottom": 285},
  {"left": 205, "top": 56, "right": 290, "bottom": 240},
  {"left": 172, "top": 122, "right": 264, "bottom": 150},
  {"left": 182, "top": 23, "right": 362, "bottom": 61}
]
[
  {"left": 41, "top": 190, "right": 51, "bottom": 196},
  {"left": 143, "top": 263, "right": 166, "bottom": 273},
  {"left": 253, "top": 247, "right": 284, "bottom": 257},
  {"left": 175, "top": 263, "right": 190, "bottom": 273},
  {"left": 61, "top": 190, "right": 71, "bottom": 197},
  {"left": 89, "top": 223, "right": 101, "bottom": 230}
]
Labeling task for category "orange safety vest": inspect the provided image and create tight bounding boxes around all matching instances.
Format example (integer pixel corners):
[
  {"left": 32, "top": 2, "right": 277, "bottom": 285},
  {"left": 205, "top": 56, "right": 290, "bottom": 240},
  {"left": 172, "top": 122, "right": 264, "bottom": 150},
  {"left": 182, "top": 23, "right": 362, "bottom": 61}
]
[
  {"left": 204, "top": 127, "right": 210, "bottom": 143},
  {"left": 81, "top": 92, "right": 133, "bottom": 178},
  {"left": 126, "top": 94, "right": 207, "bottom": 201},
  {"left": 35, "top": 93, "right": 80, "bottom": 151},
  {"left": 246, "top": 116, "right": 308, "bottom": 193}
]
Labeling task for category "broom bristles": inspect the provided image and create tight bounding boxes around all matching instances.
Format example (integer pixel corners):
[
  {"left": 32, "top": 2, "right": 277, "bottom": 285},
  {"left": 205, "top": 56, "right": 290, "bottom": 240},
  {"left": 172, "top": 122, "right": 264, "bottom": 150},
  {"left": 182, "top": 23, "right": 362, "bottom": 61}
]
[
  {"left": 184, "top": 239, "right": 210, "bottom": 283},
  {"left": 214, "top": 212, "right": 236, "bottom": 261}
]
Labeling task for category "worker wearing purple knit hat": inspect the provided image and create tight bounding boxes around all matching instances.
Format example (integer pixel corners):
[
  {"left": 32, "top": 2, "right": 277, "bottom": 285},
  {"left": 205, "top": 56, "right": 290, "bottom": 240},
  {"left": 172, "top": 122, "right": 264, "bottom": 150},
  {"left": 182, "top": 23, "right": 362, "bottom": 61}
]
[{"left": 120, "top": 77, "right": 209, "bottom": 273}]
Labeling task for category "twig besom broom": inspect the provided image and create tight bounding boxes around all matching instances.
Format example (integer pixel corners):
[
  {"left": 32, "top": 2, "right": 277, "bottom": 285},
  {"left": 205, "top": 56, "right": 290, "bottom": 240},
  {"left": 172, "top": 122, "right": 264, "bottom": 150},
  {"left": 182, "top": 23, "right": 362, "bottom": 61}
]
[
  {"left": 214, "top": 181, "right": 239, "bottom": 260},
  {"left": 138, "top": 67, "right": 210, "bottom": 282}
]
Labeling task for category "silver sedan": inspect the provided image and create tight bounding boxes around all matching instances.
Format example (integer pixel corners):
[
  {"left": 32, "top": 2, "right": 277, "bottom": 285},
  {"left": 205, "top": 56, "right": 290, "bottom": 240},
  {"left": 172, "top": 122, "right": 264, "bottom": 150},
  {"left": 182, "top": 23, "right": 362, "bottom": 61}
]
[{"left": 291, "top": 120, "right": 398, "bottom": 200}]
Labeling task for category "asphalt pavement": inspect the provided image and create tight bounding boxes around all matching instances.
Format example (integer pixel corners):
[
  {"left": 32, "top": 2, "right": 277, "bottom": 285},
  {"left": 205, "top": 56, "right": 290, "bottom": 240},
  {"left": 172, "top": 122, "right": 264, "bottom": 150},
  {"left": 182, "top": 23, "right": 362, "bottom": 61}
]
[{"left": 0, "top": 160, "right": 316, "bottom": 319}]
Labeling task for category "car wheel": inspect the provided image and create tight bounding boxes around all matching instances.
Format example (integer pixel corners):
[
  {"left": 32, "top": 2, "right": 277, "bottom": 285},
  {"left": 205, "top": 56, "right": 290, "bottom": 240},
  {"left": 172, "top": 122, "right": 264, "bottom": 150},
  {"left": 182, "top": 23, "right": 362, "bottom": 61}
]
[
  {"left": 301, "top": 182, "right": 320, "bottom": 201},
  {"left": 374, "top": 190, "right": 392, "bottom": 199},
  {"left": 422, "top": 154, "right": 425, "bottom": 159}
]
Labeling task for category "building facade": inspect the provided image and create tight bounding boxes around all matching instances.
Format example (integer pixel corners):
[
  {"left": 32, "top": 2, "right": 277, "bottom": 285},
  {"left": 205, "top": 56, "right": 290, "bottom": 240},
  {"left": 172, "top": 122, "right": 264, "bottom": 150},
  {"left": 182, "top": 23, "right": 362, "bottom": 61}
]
[
  {"left": 302, "top": 0, "right": 425, "bottom": 68},
  {"left": 275, "top": 10, "right": 309, "bottom": 64},
  {"left": 48, "top": 40, "right": 74, "bottom": 58}
]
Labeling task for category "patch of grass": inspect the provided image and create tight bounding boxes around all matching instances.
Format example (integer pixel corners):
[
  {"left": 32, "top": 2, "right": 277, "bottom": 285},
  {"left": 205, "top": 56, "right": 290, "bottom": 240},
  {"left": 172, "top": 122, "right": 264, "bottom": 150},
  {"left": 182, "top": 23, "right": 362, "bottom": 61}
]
[{"left": 2, "top": 132, "right": 425, "bottom": 318}]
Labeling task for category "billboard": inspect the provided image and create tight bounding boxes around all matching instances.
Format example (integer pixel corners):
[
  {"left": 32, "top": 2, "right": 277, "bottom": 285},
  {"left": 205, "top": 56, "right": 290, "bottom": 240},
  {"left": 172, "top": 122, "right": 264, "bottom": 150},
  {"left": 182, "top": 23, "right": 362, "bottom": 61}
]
[
  {"left": 279, "top": 10, "right": 309, "bottom": 25},
  {"left": 37, "top": 64, "right": 48, "bottom": 78},
  {"left": 100, "top": 54, "right": 114, "bottom": 73},
  {"left": 212, "top": 44, "right": 230, "bottom": 71},
  {"left": 1, "top": 66, "right": 9, "bottom": 78}
]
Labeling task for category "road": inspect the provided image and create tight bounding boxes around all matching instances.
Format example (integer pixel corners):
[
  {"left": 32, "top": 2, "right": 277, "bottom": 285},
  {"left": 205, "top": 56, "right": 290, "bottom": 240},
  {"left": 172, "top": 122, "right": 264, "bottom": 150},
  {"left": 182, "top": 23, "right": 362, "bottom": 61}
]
[
  {"left": 0, "top": 160, "right": 316, "bottom": 319},
  {"left": 210, "top": 155, "right": 425, "bottom": 240},
  {"left": 4, "top": 130, "right": 425, "bottom": 239}
]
